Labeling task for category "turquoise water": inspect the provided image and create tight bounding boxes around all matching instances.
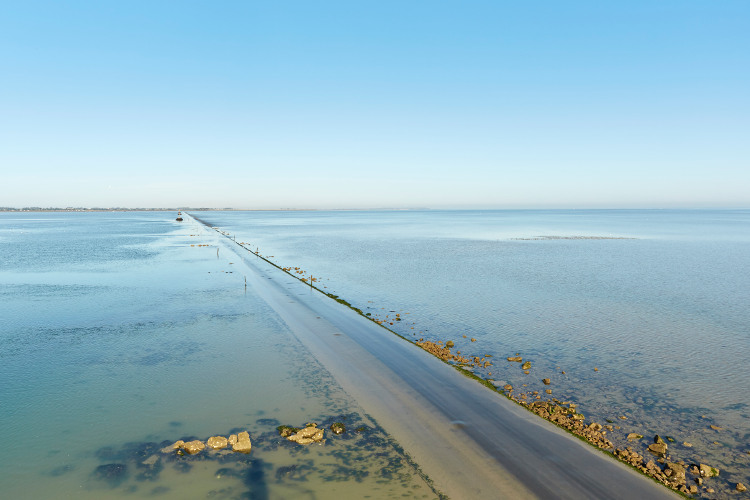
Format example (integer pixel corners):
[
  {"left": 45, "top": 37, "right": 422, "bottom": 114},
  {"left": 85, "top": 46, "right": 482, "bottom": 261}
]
[
  {"left": 194, "top": 209, "right": 750, "bottom": 496},
  {"left": 0, "top": 212, "right": 436, "bottom": 499}
]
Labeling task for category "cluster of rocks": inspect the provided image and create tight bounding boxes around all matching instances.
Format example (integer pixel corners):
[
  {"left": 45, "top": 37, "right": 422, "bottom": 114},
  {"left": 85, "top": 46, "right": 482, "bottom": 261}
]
[
  {"left": 519, "top": 397, "right": 613, "bottom": 450},
  {"left": 415, "top": 339, "right": 493, "bottom": 370},
  {"left": 408, "top": 335, "right": 746, "bottom": 498},
  {"left": 162, "top": 431, "right": 252, "bottom": 456},
  {"left": 613, "top": 441, "right": 725, "bottom": 496},
  {"left": 276, "top": 422, "right": 346, "bottom": 444}
]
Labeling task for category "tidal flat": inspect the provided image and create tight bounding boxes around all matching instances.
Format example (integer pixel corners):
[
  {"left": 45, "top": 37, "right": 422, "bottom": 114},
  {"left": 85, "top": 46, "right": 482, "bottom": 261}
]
[
  {"left": 193, "top": 208, "right": 750, "bottom": 499},
  {"left": 0, "top": 212, "right": 437, "bottom": 499}
]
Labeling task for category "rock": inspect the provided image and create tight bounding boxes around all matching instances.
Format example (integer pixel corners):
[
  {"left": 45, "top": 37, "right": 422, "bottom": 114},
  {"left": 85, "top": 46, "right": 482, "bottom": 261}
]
[
  {"left": 228, "top": 434, "right": 238, "bottom": 446},
  {"left": 141, "top": 455, "right": 159, "bottom": 466},
  {"left": 627, "top": 433, "right": 643, "bottom": 440},
  {"left": 507, "top": 356, "right": 523, "bottom": 362},
  {"left": 689, "top": 485, "right": 698, "bottom": 494},
  {"left": 542, "top": 378, "right": 551, "bottom": 385},
  {"left": 161, "top": 440, "right": 184, "bottom": 453},
  {"left": 183, "top": 440, "right": 205, "bottom": 455},
  {"left": 588, "top": 423, "right": 603, "bottom": 432},
  {"left": 277, "top": 426, "right": 299, "bottom": 438},
  {"left": 699, "top": 463, "right": 719, "bottom": 477},
  {"left": 654, "top": 435, "right": 665, "bottom": 445},
  {"left": 683, "top": 442, "right": 693, "bottom": 447},
  {"left": 232, "top": 431, "right": 252, "bottom": 453},
  {"left": 648, "top": 443, "right": 667, "bottom": 455},
  {"left": 330, "top": 422, "right": 346, "bottom": 435},
  {"left": 545, "top": 389, "right": 552, "bottom": 394},
  {"left": 737, "top": 483, "right": 747, "bottom": 492},
  {"left": 665, "top": 462, "right": 686, "bottom": 482},
  {"left": 503, "top": 384, "right": 513, "bottom": 392},
  {"left": 470, "top": 338, "right": 476, "bottom": 342},
  {"left": 288, "top": 426, "right": 324, "bottom": 445},
  {"left": 206, "top": 436, "right": 228, "bottom": 450},
  {"left": 521, "top": 361, "right": 532, "bottom": 370},
  {"left": 709, "top": 424, "right": 723, "bottom": 430},
  {"left": 445, "top": 341, "right": 454, "bottom": 348}
]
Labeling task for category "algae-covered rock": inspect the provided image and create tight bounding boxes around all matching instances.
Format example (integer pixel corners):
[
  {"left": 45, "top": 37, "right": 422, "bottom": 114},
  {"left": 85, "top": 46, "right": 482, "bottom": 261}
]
[
  {"left": 699, "top": 463, "right": 719, "bottom": 477},
  {"left": 277, "top": 425, "right": 300, "bottom": 438},
  {"left": 445, "top": 341, "right": 454, "bottom": 348},
  {"left": 330, "top": 422, "right": 346, "bottom": 435}
]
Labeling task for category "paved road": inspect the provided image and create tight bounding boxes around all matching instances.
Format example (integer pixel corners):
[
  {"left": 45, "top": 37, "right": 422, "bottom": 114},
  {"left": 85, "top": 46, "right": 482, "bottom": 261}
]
[{"left": 198, "top": 216, "right": 679, "bottom": 500}]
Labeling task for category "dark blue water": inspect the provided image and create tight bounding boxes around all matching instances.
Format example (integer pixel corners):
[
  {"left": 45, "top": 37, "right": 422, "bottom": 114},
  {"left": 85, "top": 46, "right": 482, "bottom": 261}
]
[{"left": 195, "top": 209, "right": 750, "bottom": 493}]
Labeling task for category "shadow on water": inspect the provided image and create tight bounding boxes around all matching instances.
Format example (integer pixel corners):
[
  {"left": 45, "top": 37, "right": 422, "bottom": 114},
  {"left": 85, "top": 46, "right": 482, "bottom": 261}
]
[{"left": 242, "top": 458, "right": 269, "bottom": 500}]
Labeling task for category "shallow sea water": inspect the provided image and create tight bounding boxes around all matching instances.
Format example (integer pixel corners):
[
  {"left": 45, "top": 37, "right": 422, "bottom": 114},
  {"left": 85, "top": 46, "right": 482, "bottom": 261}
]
[
  {"left": 195, "top": 209, "right": 750, "bottom": 498},
  {"left": 0, "top": 212, "right": 437, "bottom": 499}
]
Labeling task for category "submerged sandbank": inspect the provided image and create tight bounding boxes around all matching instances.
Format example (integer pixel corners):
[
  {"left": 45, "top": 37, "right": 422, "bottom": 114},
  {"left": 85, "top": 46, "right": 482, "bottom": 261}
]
[{"left": 192, "top": 214, "right": 680, "bottom": 500}]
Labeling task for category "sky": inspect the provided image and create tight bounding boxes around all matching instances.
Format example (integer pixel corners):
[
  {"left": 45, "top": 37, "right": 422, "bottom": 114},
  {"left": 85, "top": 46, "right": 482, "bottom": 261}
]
[{"left": 1, "top": 1, "right": 748, "bottom": 209}]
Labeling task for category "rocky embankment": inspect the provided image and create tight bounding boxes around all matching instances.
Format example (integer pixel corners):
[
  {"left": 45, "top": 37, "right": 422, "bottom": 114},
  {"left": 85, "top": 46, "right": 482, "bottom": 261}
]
[{"left": 415, "top": 339, "right": 739, "bottom": 497}]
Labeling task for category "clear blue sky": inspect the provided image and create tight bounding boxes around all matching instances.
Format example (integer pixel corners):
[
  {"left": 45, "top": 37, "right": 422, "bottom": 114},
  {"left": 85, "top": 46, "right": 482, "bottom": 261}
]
[{"left": 1, "top": 1, "right": 748, "bottom": 209}]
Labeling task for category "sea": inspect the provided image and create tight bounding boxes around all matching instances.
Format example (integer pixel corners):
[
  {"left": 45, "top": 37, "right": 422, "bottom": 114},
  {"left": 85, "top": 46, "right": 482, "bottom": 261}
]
[{"left": 2, "top": 209, "right": 749, "bottom": 498}]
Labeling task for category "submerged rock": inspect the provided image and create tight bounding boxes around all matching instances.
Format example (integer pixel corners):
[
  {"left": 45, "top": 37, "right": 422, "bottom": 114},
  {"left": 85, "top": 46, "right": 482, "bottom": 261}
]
[
  {"left": 93, "top": 463, "right": 128, "bottom": 484},
  {"left": 161, "top": 440, "right": 184, "bottom": 453}
]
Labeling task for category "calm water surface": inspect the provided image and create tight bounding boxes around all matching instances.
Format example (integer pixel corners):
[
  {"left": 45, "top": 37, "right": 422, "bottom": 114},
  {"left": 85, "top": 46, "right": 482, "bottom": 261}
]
[
  {"left": 0, "top": 212, "right": 436, "bottom": 499},
  {"left": 195, "top": 209, "right": 750, "bottom": 496}
]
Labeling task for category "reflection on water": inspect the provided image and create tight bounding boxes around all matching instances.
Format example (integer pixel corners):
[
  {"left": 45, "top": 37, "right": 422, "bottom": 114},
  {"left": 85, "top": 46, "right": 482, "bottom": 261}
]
[{"left": 0, "top": 212, "right": 437, "bottom": 499}]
